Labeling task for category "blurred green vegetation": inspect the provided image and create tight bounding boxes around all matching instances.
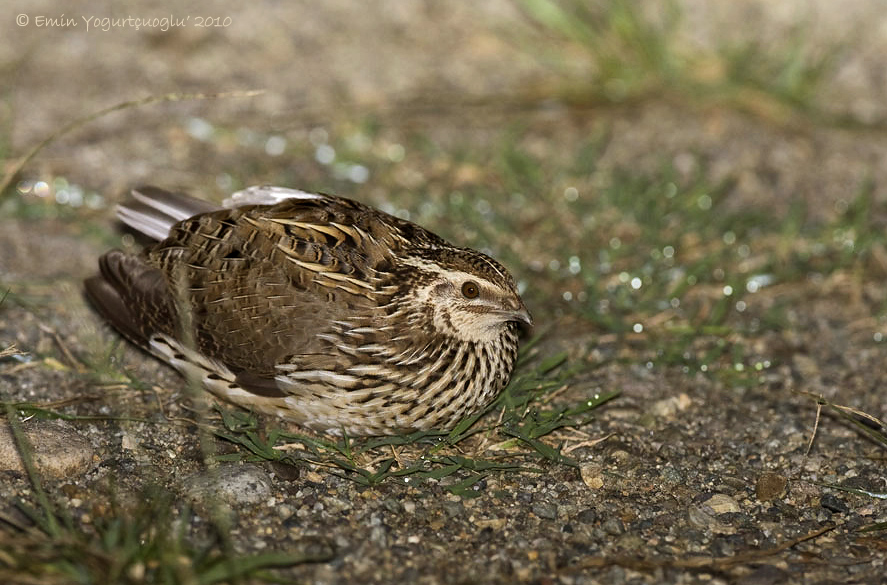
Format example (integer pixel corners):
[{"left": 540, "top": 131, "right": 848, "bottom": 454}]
[{"left": 510, "top": 0, "right": 844, "bottom": 116}]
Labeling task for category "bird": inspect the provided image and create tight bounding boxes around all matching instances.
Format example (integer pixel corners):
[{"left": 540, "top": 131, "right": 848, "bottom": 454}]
[{"left": 84, "top": 185, "right": 532, "bottom": 436}]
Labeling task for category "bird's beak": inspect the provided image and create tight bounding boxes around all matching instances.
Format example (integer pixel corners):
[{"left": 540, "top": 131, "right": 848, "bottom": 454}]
[{"left": 502, "top": 299, "right": 533, "bottom": 328}]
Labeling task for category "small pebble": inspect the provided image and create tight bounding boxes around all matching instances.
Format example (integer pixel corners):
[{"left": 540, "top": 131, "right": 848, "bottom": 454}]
[
  {"left": 756, "top": 472, "right": 788, "bottom": 501},
  {"left": 183, "top": 463, "right": 272, "bottom": 507},
  {"left": 601, "top": 517, "right": 625, "bottom": 535},
  {"left": 531, "top": 501, "right": 558, "bottom": 520},
  {"left": 648, "top": 393, "right": 692, "bottom": 418},
  {"left": 574, "top": 509, "right": 598, "bottom": 524},
  {"left": 475, "top": 517, "right": 507, "bottom": 530},
  {"left": 820, "top": 493, "right": 849, "bottom": 514},
  {"left": 703, "top": 493, "right": 742, "bottom": 514},
  {"left": 0, "top": 419, "right": 94, "bottom": 478},
  {"left": 687, "top": 505, "right": 735, "bottom": 534},
  {"left": 580, "top": 463, "right": 605, "bottom": 489}
]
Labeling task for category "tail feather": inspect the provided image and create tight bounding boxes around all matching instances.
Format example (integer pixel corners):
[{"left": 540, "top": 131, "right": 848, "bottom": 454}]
[
  {"left": 117, "top": 186, "right": 221, "bottom": 241},
  {"left": 84, "top": 273, "right": 148, "bottom": 346},
  {"left": 84, "top": 250, "right": 176, "bottom": 347}
]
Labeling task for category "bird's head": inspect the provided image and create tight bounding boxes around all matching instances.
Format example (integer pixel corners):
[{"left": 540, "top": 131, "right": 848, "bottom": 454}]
[{"left": 399, "top": 248, "right": 532, "bottom": 344}]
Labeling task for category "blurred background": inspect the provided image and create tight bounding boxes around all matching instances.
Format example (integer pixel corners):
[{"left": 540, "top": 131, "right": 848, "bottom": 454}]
[{"left": 6, "top": 0, "right": 887, "bottom": 355}]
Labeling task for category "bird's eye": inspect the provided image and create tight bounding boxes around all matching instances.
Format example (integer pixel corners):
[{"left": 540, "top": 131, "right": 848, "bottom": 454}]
[{"left": 461, "top": 281, "right": 480, "bottom": 299}]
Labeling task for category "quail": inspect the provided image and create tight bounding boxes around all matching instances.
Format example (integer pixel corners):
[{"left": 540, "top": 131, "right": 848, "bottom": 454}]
[{"left": 85, "top": 186, "right": 532, "bottom": 436}]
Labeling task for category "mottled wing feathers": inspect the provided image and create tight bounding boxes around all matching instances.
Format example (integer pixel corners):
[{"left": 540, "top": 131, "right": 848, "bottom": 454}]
[{"left": 93, "top": 187, "right": 434, "bottom": 390}]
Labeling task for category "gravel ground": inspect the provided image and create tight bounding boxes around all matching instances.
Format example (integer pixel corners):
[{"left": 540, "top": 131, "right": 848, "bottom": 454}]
[{"left": 2, "top": 2, "right": 887, "bottom": 584}]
